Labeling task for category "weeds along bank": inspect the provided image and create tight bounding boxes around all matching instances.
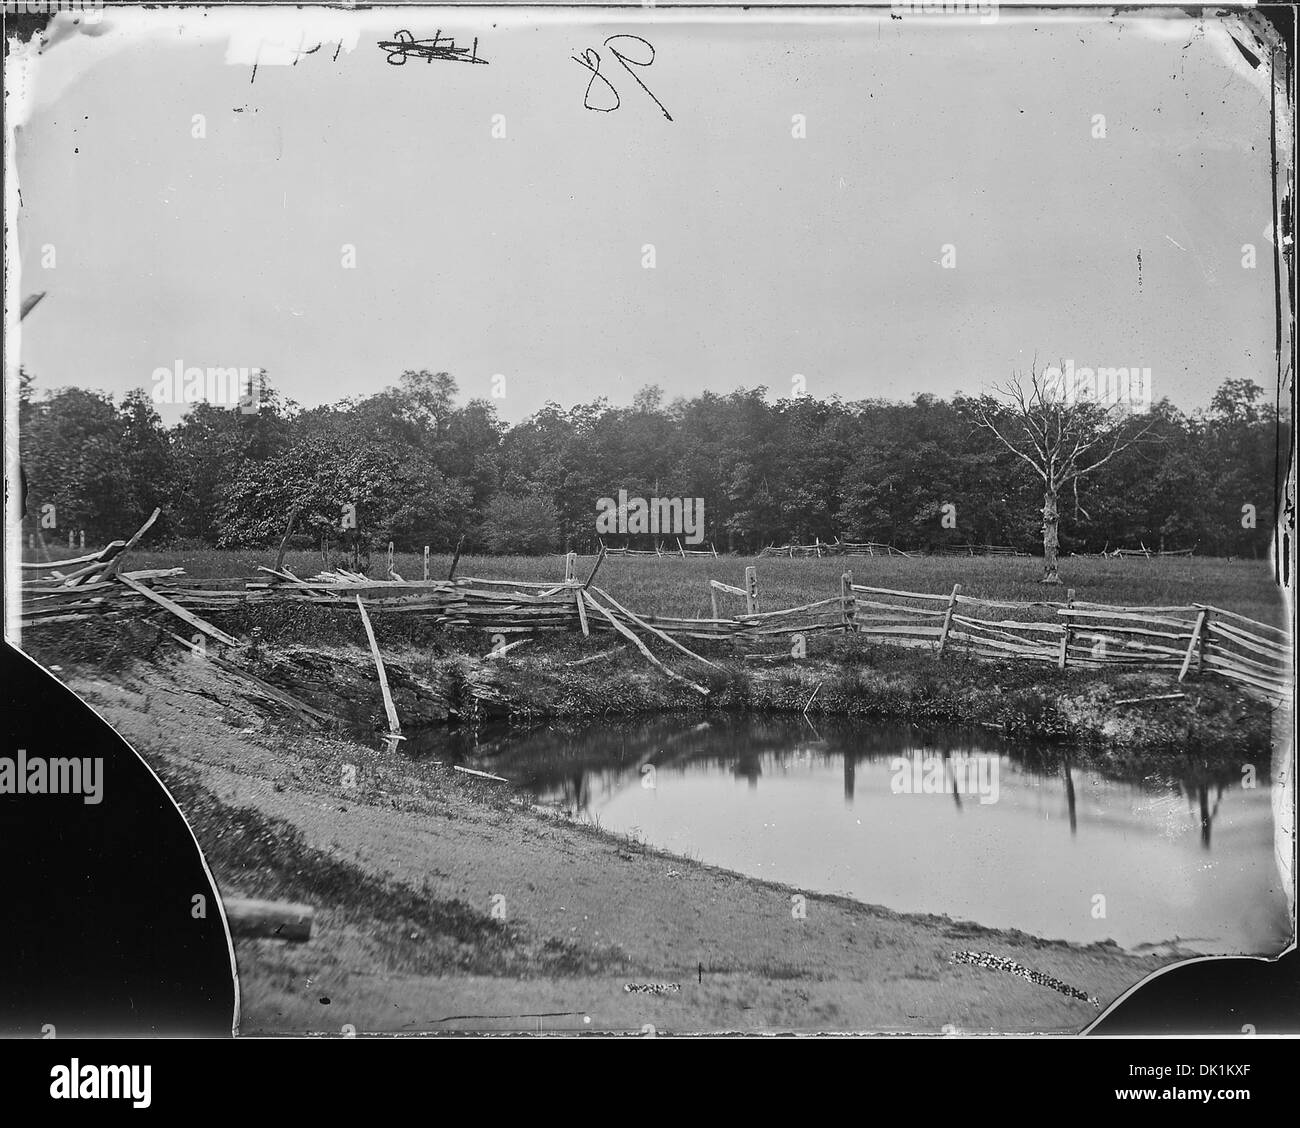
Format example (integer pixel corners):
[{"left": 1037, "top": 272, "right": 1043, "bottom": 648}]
[
  {"left": 19, "top": 548, "right": 1288, "bottom": 769},
  {"left": 23, "top": 610, "right": 1280, "bottom": 777}
]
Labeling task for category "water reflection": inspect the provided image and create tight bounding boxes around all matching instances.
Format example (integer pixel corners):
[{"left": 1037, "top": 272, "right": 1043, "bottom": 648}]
[{"left": 396, "top": 716, "right": 1287, "bottom": 955}]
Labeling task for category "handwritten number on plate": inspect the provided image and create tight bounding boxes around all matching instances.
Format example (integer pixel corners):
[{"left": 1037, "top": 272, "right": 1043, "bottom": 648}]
[{"left": 572, "top": 36, "right": 671, "bottom": 121}]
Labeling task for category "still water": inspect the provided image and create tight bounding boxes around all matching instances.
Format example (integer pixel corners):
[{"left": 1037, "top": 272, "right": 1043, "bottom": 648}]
[{"left": 402, "top": 717, "right": 1290, "bottom": 956}]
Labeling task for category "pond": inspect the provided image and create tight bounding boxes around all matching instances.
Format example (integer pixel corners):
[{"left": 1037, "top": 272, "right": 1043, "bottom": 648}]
[{"left": 398, "top": 716, "right": 1290, "bottom": 956}]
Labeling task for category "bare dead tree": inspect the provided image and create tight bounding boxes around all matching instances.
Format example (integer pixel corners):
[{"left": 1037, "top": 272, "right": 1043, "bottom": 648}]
[{"left": 971, "top": 360, "right": 1158, "bottom": 584}]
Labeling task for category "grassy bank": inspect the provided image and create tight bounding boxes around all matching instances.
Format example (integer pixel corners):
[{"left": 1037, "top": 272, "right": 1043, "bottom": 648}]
[{"left": 25, "top": 609, "right": 1279, "bottom": 770}]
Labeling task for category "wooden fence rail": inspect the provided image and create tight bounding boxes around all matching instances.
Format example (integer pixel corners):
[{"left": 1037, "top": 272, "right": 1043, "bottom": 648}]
[{"left": 21, "top": 528, "right": 1289, "bottom": 705}]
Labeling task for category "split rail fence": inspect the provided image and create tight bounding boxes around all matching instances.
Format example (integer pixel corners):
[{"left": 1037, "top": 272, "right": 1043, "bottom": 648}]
[{"left": 20, "top": 512, "right": 1291, "bottom": 706}]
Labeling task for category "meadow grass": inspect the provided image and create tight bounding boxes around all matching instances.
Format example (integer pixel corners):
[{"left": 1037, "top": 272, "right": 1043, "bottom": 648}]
[{"left": 23, "top": 544, "right": 1288, "bottom": 628}]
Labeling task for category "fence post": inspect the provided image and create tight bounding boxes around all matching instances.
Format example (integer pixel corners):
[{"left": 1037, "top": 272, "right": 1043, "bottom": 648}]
[
  {"left": 565, "top": 551, "right": 576, "bottom": 584},
  {"left": 1179, "top": 609, "right": 1208, "bottom": 682},
  {"left": 80, "top": 530, "right": 86, "bottom": 550},
  {"left": 1058, "top": 588, "right": 1075, "bottom": 669},
  {"left": 711, "top": 541, "right": 718, "bottom": 558},
  {"left": 710, "top": 583, "right": 720, "bottom": 621},
  {"left": 744, "top": 566, "right": 759, "bottom": 616},
  {"left": 937, "top": 583, "right": 961, "bottom": 654},
  {"left": 423, "top": 546, "right": 429, "bottom": 581},
  {"left": 387, "top": 541, "right": 395, "bottom": 577},
  {"left": 677, "top": 537, "right": 686, "bottom": 559},
  {"left": 68, "top": 530, "right": 74, "bottom": 549},
  {"left": 841, "top": 571, "right": 855, "bottom": 632}
]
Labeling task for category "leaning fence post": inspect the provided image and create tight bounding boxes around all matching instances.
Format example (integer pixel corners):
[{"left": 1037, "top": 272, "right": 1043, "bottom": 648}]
[
  {"left": 567, "top": 552, "right": 588, "bottom": 636},
  {"left": 1179, "top": 609, "right": 1209, "bottom": 682},
  {"left": 677, "top": 536, "right": 686, "bottom": 560},
  {"left": 1058, "top": 588, "right": 1075, "bottom": 669},
  {"left": 841, "top": 571, "right": 855, "bottom": 632},
  {"left": 744, "top": 566, "right": 759, "bottom": 616},
  {"left": 387, "top": 541, "right": 395, "bottom": 578},
  {"left": 937, "top": 583, "right": 961, "bottom": 654}
]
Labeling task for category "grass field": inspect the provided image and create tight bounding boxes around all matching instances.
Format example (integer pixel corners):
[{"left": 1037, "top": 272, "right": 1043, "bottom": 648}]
[{"left": 25, "top": 545, "right": 1290, "bottom": 630}]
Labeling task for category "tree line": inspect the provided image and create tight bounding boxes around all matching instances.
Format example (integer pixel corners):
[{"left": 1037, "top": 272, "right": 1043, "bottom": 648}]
[{"left": 18, "top": 368, "right": 1287, "bottom": 560}]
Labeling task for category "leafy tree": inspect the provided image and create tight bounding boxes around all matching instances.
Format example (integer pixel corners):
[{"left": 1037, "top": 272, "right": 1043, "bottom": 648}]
[{"left": 480, "top": 492, "right": 559, "bottom": 554}]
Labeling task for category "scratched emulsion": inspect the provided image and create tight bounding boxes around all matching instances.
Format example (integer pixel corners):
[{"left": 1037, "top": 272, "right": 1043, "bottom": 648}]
[{"left": 952, "top": 951, "right": 1101, "bottom": 1009}]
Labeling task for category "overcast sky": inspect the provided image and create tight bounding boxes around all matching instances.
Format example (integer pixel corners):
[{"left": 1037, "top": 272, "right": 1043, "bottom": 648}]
[{"left": 10, "top": 6, "right": 1282, "bottom": 424}]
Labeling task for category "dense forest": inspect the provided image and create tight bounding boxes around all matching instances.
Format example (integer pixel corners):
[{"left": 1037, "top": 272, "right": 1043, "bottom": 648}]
[{"left": 17, "top": 369, "right": 1288, "bottom": 559}]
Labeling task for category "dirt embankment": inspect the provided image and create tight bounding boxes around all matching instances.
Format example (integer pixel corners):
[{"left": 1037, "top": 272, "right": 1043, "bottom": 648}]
[{"left": 62, "top": 652, "right": 1184, "bottom": 1035}]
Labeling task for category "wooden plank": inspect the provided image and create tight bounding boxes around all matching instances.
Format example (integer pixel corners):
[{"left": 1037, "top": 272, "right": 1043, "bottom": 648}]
[
  {"left": 273, "top": 504, "right": 302, "bottom": 574},
  {"left": 224, "top": 898, "right": 313, "bottom": 942},
  {"left": 453, "top": 765, "right": 509, "bottom": 782},
  {"left": 1072, "top": 601, "right": 1201, "bottom": 614},
  {"left": 1179, "top": 610, "right": 1208, "bottom": 683},
  {"left": 101, "top": 508, "right": 161, "bottom": 578},
  {"left": 1059, "top": 608, "right": 1200, "bottom": 630},
  {"left": 566, "top": 646, "right": 624, "bottom": 667},
  {"left": 937, "top": 583, "right": 961, "bottom": 654},
  {"left": 852, "top": 599, "right": 947, "bottom": 618},
  {"left": 737, "top": 597, "right": 841, "bottom": 622},
  {"left": 115, "top": 575, "right": 242, "bottom": 647},
  {"left": 1201, "top": 649, "right": 1289, "bottom": 679},
  {"left": 945, "top": 630, "right": 1054, "bottom": 657},
  {"left": 591, "top": 587, "right": 720, "bottom": 670},
  {"left": 1059, "top": 588, "right": 1075, "bottom": 669},
  {"left": 581, "top": 592, "right": 708, "bottom": 696},
  {"left": 1209, "top": 669, "right": 1289, "bottom": 698},
  {"left": 1205, "top": 619, "right": 1291, "bottom": 658},
  {"left": 485, "top": 639, "right": 531, "bottom": 660},
  {"left": 256, "top": 566, "right": 344, "bottom": 600},
  {"left": 1114, "top": 693, "right": 1185, "bottom": 706},
  {"left": 851, "top": 585, "right": 952, "bottom": 602},
  {"left": 20, "top": 550, "right": 104, "bottom": 571},
  {"left": 582, "top": 545, "right": 608, "bottom": 590},
  {"left": 1195, "top": 603, "right": 1290, "bottom": 638},
  {"left": 709, "top": 580, "right": 747, "bottom": 597},
  {"left": 574, "top": 583, "right": 590, "bottom": 637},
  {"left": 356, "top": 594, "right": 401, "bottom": 736}
]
